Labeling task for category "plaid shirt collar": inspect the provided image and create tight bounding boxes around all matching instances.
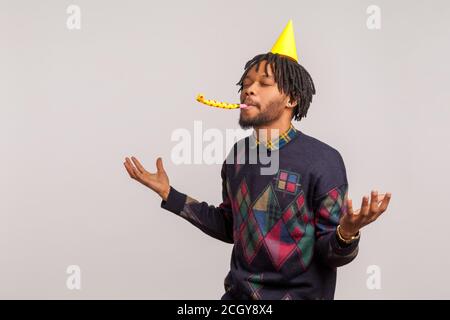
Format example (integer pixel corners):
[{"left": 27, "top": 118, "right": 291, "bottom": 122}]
[{"left": 249, "top": 123, "right": 299, "bottom": 151}]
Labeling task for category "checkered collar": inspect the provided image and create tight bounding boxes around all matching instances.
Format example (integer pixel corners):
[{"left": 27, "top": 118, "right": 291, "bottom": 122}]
[{"left": 249, "top": 123, "right": 299, "bottom": 151}]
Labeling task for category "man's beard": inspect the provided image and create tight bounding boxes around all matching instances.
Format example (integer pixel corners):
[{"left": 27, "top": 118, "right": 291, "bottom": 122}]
[{"left": 238, "top": 99, "right": 284, "bottom": 130}]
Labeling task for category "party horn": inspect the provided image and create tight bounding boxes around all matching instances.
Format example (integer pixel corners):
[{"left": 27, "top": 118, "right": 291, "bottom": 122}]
[{"left": 196, "top": 93, "right": 246, "bottom": 110}]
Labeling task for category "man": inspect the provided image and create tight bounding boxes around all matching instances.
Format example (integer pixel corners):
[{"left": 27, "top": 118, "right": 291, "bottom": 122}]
[{"left": 123, "top": 20, "right": 391, "bottom": 300}]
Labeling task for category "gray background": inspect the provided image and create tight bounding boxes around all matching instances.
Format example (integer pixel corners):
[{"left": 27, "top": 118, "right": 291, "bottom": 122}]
[{"left": 1, "top": 0, "right": 449, "bottom": 299}]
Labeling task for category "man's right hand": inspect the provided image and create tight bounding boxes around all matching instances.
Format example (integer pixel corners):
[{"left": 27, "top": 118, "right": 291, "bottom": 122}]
[{"left": 123, "top": 156, "right": 170, "bottom": 201}]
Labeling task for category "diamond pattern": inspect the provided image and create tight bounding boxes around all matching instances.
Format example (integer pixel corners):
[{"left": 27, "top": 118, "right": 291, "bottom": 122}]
[
  {"left": 263, "top": 219, "right": 296, "bottom": 270},
  {"left": 282, "top": 191, "right": 309, "bottom": 241},
  {"left": 282, "top": 292, "right": 292, "bottom": 300},
  {"left": 232, "top": 171, "right": 319, "bottom": 271},
  {"left": 239, "top": 210, "right": 264, "bottom": 264},
  {"left": 296, "top": 224, "right": 315, "bottom": 268},
  {"left": 315, "top": 185, "right": 347, "bottom": 238},
  {"left": 247, "top": 273, "right": 264, "bottom": 300},
  {"left": 253, "top": 184, "right": 282, "bottom": 236},
  {"left": 282, "top": 190, "right": 315, "bottom": 269},
  {"left": 235, "top": 178, "right": 251, "bottom": 222}
]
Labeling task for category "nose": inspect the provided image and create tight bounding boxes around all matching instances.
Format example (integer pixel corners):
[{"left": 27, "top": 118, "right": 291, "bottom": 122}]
[{"left": 243, "top": 83, "right": 256, "bottom": 97}]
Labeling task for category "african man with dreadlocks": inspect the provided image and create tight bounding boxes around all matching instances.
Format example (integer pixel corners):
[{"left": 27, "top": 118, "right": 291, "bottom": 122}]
[{"left": 123, "top": 20, "right": 392, "bottom": 300}]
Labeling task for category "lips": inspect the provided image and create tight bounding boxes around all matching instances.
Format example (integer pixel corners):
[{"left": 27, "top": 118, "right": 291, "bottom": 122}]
[
  {"left": 240, "top": 100, "right": 259, "bottom": 109},
  {"left": 240, "top": 104, "right": 257, "bottom": 110}
]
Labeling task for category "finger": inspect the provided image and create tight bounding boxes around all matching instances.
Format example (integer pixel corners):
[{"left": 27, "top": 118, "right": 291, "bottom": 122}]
[
  {"left": 360, "top": 195, "right": 370, "bottom": 217},
  {"left": 131, "top": 156, "right": 146, "bottom": 174},
  {"left": 344, "top": 197, "right": 356, "bottom": 220},
  {"left": 124, "top": 159, "right": 136, "bottom": 179},
  {"left": 369, "top": 192, "right": 392, "bottom": 222},
  {"left": 126, "top": 157, "right": 142, "bottom": 179},
  {"left": 369, "top": 190, "right": 379, "bottom": 214},
  {"left": 377, "top": 193, "right": 386, "bottom": 203},
  {"left": 346, "top": 197, "right": 353, "bottom": 214},
  {"left": 156, "top": 157, "right": 165, "bottom": 173},
  {"left": 378, "top": 192, "right": 392, "bottom": 213}
]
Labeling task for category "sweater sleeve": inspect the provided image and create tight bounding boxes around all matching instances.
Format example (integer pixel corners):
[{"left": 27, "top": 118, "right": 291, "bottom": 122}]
[
  {"left": 160, "top": 161, "right": 234, "bottom": 244},
  {"left": 312, "top": 150, "right": 359, "bottom": 269}
]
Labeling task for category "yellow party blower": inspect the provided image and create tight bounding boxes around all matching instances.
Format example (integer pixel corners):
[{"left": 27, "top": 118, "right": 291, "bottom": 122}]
[{"left": 196, "top": 94, "right": 242, "bottom": 110}]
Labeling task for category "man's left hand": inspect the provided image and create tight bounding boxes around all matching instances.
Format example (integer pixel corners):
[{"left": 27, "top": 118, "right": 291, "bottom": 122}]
[{"left": 339, "top": 190, "right": 392, "bottom": 239}]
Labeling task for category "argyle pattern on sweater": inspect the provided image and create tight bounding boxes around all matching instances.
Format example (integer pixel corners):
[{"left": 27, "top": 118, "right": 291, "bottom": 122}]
[{"left": 161, "top": 124, "right": 359, "bottom": 300}]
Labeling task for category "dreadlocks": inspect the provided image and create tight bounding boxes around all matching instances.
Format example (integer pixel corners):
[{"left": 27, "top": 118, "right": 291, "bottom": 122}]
[{"left": 236, "top": 52, "right": 316, "bottom": 121}]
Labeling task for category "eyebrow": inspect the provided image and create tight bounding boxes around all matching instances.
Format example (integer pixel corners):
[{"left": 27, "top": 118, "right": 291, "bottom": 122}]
[{"left": 244, "top": 74, "right": 274, "bottom": 80}]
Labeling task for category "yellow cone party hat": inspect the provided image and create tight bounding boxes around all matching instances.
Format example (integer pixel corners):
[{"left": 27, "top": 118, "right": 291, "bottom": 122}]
[
  {"left": 270, "top": 19, "right": 298, "bottom": 63},
  {"left": 196, "top": 19, "right": 299, "bottom": 109}
]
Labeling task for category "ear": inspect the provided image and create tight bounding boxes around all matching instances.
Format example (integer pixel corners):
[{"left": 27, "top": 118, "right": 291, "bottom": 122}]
[{"left": 286, "top": 97, "right": 298, "bottom": 108}]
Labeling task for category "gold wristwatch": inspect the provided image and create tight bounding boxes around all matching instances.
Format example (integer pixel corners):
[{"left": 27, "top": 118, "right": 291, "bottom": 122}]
[{"left": 337, "top": 225, "right": 360, "bottom": 244}]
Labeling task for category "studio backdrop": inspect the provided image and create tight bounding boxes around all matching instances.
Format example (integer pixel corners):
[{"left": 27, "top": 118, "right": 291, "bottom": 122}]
[{"left": 1, "top": 0, "right": 449, "bottom": 299}]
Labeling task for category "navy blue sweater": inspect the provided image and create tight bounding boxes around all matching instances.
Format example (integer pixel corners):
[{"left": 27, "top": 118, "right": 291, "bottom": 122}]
[{"left": 161, "top": 126, "right": 359, "bottom": 300}]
